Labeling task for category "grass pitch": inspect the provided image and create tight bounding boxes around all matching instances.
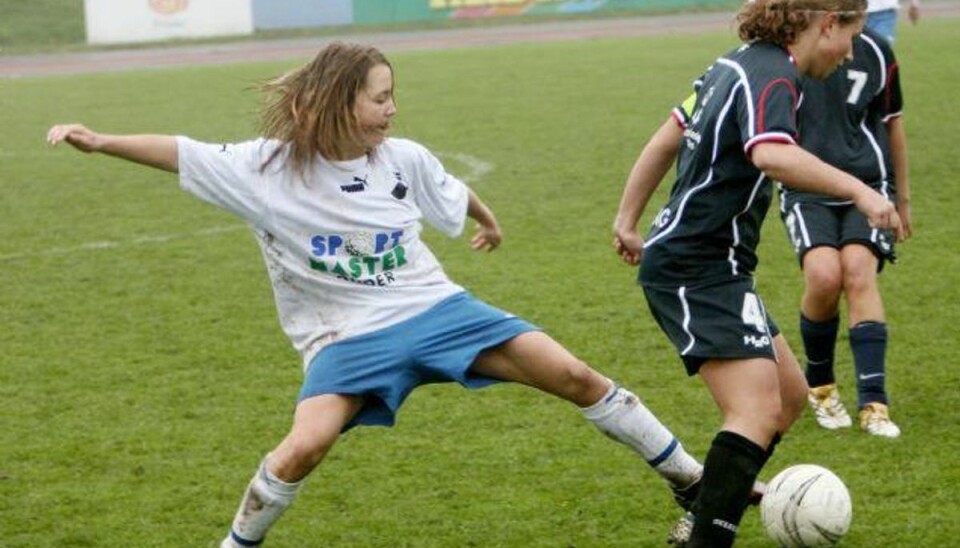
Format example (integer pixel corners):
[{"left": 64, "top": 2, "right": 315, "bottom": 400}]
[{"left": 2, "top": 18, "right": 959, "bottom": 548}]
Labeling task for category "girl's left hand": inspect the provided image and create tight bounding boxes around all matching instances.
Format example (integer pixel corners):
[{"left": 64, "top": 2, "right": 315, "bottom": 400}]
[{"left": 471, "top": 221, "right": 502, "bottom": 252}]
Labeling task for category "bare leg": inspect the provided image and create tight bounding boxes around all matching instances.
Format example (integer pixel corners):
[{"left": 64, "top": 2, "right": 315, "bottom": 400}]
[
  {"left": 470, "top": 331, "right": 702, "bottom": 491},
  {"left": 840, "top": 245, "right": 899, "bottom": 436},
  {"left": 221, "top": 394, "right": 363, "bottom": 548}
]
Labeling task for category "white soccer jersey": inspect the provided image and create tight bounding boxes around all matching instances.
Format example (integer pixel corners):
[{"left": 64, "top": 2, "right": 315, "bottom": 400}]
[{"left": 177, "top": 136, "right": 468, "bottom": 369}]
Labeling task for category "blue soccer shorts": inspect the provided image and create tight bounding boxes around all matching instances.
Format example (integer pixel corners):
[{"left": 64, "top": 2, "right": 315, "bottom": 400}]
[{"left": 299, "top": 291, "right": 538, "bottom": 431}]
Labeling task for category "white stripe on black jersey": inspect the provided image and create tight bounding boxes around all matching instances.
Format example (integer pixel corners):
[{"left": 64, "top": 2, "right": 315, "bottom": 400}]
[
  {"left": 640, "top": 41, "right": 801, "bottom": 286},
  {"left": 779, "top": 27, "right": 902, "bottom": 208}
]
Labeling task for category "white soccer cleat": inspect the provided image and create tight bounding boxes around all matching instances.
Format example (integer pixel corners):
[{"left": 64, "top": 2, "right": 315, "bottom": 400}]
[
  {"left": 808, "top": 384, "right": 853, "bottom": 430},
  {"left": 666, "top": 511, "right": 694, "bottom": 546},
  {"left": 858, "top": 402, "right": 901, "bottom": 438},
  {"left": 219, "top": 536, "right": 244, "bottom": 548}
]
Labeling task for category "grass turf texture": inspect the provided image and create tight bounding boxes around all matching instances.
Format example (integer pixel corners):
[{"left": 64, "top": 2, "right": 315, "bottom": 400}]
[{"left": 2, "top": 20, "right": 959, "bottom": 548}]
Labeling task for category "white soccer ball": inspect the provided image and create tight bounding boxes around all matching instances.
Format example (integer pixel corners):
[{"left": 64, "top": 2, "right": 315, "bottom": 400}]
[
  {"left": 344, "top": 231, "right": 376, "bottom": 257},
  {"left": 760, "top": 464, "right": 852, "bottom": 547}
]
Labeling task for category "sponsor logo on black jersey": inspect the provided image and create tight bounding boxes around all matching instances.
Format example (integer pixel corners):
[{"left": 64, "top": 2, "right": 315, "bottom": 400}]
[
  {"left": 743, "top": 334, "right": 771, "bottom": 349},
  {"left": 340, "top": 175, "right": 368, "bottom": 193}
]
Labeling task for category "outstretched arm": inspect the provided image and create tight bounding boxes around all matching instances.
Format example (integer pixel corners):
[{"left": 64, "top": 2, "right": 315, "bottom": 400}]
[
  {"left": 47, "top": 124, "right": 179, "bottom": 173},
  {"left": 612, "top": 117, "right": 683, "bottom": 265},
  {"left": 751, "top": 142, "right": 904, "bottom": 241},
  {"left": 466, "top": 188, "right": 502, "bottom": 252}
]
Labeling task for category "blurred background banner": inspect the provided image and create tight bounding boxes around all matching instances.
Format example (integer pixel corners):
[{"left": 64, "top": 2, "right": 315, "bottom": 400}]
[
  {"left": 82, "top": 0, "right": 739, "bottom": 43},
  {"left": 351, "top": 0, "right": 736, "bottom": 25},
  {"left": 194, "top": 0, "right": 739, "bottom": 33},
  {"left": 84, "top": 0, "right": 254, "bottom": 44},
  {"left": 252, "top": 0, "right": 354, "bottom": 30}
]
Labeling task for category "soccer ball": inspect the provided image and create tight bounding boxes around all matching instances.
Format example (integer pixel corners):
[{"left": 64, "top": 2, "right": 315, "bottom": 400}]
[
  {"left": 760, "top": 464, "right": 852, "bottom": 547},
  {"left": 344, "top": 231, "right": 376, "bottom": 257}
]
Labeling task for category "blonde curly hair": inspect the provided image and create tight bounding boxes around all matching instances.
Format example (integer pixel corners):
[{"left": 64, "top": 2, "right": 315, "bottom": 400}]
[{"left": 737, "top": 0, "right": 867, "bottom": 45}]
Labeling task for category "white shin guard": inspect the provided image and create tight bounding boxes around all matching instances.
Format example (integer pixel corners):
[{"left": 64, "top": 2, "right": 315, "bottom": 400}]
[
  {"left": 581, "top": 383, "right": 702, "bottom": 487},
  {"left": 226, "top": 458, "right": 303, "bottom": 546}
]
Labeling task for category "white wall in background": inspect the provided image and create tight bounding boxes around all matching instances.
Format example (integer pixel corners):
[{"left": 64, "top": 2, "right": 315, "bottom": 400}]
[{"left": 85, "top": 0, "right": 253, "bottom": 45}]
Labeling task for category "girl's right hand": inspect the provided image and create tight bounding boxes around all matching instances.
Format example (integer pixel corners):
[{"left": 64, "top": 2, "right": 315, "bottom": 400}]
[
  {"left": 613, "top": 227, "right": 645, "bottom": 265},
  {"left": 855, "top": 188, "right": 904, "bottom": 242},
  {"left": 47, "top": 124, "right": 103, "bottom": 153}
]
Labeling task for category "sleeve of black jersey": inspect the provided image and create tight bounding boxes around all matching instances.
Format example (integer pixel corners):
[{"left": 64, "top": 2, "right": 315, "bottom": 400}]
[
  {"left": 873, "top": 37, "right": 904, "bottom": 122},
  {"left": 738, "top": 59, "right": 800, "bottom": 155},
  {"left": 672, "top": 92, "right": 698, "bottom": 129}
]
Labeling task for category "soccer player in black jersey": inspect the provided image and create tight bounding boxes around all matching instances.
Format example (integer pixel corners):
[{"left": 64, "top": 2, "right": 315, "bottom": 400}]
[
  {"left": 612, "top": 0, "right": 902, "bottom": 546},
  {"left": 779, "top": 25, "right": 911, "bottom": 438}
]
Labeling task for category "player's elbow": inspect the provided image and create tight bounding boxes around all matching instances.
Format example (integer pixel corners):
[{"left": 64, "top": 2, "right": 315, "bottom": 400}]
[{"left": 749, "top": 142, "right": 792, "bottom": 180}]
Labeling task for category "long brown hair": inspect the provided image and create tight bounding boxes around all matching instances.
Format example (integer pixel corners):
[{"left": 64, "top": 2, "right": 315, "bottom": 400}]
[
  {"left": 259, "top": 42, "right": 391, "bottom": 174},
  {"left": 737, "top": 0, "right": 866, "bottom": 46}
]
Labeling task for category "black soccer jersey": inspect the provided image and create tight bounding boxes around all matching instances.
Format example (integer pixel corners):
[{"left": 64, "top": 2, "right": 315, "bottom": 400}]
[
  {"left": 780, "top": 27, "right": 902, "bottom": 206},
  {"left": 640, "top": 41, "right": 801, "bottom": 286}
]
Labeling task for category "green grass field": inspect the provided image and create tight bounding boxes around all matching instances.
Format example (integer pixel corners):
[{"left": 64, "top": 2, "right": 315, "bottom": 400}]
[{"left": 2, "top": 17, "right": 959, "bottom": 548}]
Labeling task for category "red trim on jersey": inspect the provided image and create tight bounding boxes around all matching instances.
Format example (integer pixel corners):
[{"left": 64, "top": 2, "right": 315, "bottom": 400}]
[
  {"left": 744, "top": 133, "right": 796, "bottom": 157},
  {"left": 756, "top": 78, "right": 798, "bottom": 134},
  {"left": 671, "top": 109, "right": 687, "bottom": 129},
  {"left": 884, "top": 62, "right": 899, "bottom": 114}
]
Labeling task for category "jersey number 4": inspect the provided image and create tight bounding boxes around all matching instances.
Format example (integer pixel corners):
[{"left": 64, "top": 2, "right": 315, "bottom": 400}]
[{"left": 741, "top": 292, "right": 768, "bottom": 333}]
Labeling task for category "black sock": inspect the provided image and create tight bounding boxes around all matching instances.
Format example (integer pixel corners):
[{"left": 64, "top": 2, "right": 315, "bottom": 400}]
[
  {"left": 766, "top": 432, "right": 782, "bottom": 460},
  {"left": 688, "top": 431, "right": 768, "bottom": 548},
  {"left": 800, "top": 314, "right": 839, "bottom": 387},
  {"left": 850, "top": 321, "right": 888, "bottom": 408}
]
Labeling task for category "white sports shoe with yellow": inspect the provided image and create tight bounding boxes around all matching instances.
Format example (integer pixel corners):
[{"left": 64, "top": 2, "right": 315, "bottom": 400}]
[
  {"left": 808, "top": 383, "right": 853, "bottom": 429},
  {"left": 859, "top": 402, "right": 901, "bottom": 438}
]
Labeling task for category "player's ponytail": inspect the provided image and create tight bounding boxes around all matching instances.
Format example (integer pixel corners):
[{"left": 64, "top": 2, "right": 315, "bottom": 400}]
[
  {"left": 258, "top": 42, "right": 392, "bottom": 175},
  {"left": 737, "top": 0, "right": 866, "bottom": 46}
]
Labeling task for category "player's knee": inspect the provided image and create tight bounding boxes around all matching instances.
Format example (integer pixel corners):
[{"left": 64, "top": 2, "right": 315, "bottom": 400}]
[
  {"left": 276, "top": 427, "right": 338, "bottom": 475},
  {"left": 841, "top": 268, "right": 876, "bottom": 297},
  {"left": 783, "top": 383, "right": 807, "bottom": 425},
  {"left": 557, "top": 359, "right": 606, "bottom": 403},
  {"left": 747, "top": 393, "right": 785, "bottom": 436},
  {"left": 805, "top": 263, "right": 843, "bottom": 297}
]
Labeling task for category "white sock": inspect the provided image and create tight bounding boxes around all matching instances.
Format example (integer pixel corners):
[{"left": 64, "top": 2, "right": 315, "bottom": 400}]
[
  {"left": 225, "top": 457, "right": 303, "bottom": 546},
  {"left": 581, "top": 382, "right": 703, "bottom": 488}
]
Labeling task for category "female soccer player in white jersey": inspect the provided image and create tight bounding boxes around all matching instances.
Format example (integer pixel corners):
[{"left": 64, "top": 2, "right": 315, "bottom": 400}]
[
  {"left": 611, "top": 1, "right": 902, "bottom": 546},
  {"left": 48, "top": 42, "right": 705, "bottom": 547}
]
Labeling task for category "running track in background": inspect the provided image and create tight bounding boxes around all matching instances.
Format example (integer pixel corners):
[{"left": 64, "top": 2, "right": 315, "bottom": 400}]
[{"left": 2, "top": 2, "right": 958, "bottom": 79}]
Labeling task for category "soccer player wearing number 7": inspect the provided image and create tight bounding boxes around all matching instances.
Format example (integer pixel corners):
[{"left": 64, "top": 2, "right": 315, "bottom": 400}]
[
  {"left": 611, "top": 0, "right": 903, "bottom": 546},
  {"left": 48, "top": 42, "right": 708, "bottom": 547},
  {"left": 779, "top": 25, "right": 911, "bottom": 438}
]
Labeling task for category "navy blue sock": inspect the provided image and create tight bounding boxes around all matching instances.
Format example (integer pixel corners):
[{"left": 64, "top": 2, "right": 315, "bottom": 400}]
[
  {"left": 800, "top": 314, "right": 839, "bottom": 387},
  {"left": 688, "top": 431, "right": 767, "bottom": 548},
  {"left": 850, "top": 321, "right": 888, "bottom": 408}
]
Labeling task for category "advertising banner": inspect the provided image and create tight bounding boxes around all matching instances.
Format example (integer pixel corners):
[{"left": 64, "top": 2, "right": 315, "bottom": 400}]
[
  {"left": 85, "top": 0, "right": 254, "bottom": 45},
  {"left": 352, "top": 0, "right": 736, "bottom": 24}
]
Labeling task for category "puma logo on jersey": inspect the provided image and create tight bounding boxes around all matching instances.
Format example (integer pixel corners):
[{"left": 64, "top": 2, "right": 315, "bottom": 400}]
[
  {"left": 391, "top": 171, "right": 408, "bottom": 199},
  {"left": 340, "top": 175, "right": 368, "bottom": 193}
]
